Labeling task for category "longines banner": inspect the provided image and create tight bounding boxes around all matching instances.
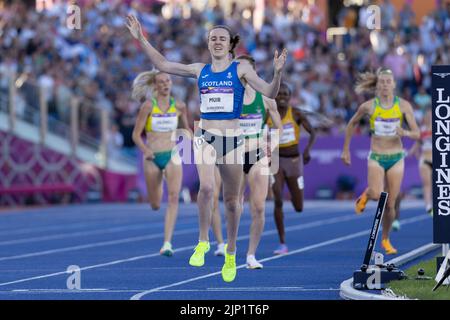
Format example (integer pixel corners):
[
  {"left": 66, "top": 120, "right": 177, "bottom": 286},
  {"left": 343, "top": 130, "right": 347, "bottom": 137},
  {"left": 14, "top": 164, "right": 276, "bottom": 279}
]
[{"left": 432, "top": 65, "right": 450, "bottom": 244}]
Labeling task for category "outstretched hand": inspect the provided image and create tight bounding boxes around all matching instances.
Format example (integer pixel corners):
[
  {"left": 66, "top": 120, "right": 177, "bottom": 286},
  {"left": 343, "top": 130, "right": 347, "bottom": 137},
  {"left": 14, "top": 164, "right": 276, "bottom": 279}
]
[
  {"left": 341, "top": 149, "right": 351, "bottom": 166},
  {"left": 126, "top": 14, "right": 144, "bottom": 40},
  {"left": 273, "top": 48, "right": 288, "bottom": 73}
]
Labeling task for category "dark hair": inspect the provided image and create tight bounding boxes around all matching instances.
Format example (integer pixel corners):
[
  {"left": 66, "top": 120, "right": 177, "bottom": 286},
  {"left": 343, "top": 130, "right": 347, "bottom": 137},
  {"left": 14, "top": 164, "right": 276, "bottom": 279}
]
[
  {"left": 236, "top": 55, "right": 256, "bottom": 69},
  {"left": 209, "top": 25, "right": 240, "bottom": 58},
  {"left": 280, "top": 82, "right": 292, "bottom": 96}
]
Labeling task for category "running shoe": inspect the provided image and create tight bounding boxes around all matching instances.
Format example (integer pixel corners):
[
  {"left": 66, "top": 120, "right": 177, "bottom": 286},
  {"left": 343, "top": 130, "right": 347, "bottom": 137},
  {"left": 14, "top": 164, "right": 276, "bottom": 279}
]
[
  {"left": 246, "top": 255, "right": 263, "bottom": 269},
  {"left": 391, "top": 220, "right": 401, "bottom": 232},
  {"left": 273, "top": 244, "right": 288, "bottom": 255},
  {"left": 160, "top": 242, "right": 173, "bottom": 257},
  {"left": 222, "top": 244, "right": 237, "bottom": 282},
  {"left": 189, "top": 241, "right": 210, "bottom": 267},
  {"left": 355, "top": 188, "right": 369, "bottom": 214},
  {"left": 214, "top": 243, "right": 225, "bottom": 256},
  {"left": 381, "top": 238, "right": 398, "bottom": 255}
]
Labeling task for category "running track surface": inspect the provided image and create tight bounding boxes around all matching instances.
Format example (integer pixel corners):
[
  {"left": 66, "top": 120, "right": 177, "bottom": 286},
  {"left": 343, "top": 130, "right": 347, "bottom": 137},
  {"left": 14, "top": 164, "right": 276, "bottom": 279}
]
[{"left": 0, "top": 200, "right": 433, "bottom": 300}]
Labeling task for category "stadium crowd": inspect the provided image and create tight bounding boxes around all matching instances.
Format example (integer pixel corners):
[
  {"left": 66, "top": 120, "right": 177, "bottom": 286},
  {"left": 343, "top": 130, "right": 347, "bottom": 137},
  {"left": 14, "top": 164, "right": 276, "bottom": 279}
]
[{"left": 0, "top": 0, "right": 449, "bottom": 159}]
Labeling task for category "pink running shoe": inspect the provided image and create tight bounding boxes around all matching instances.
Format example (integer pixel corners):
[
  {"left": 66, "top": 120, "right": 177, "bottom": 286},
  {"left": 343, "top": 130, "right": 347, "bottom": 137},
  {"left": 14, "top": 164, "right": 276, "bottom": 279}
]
[{"left": 274, "top": 244, "right": 288, "bottom": 255}]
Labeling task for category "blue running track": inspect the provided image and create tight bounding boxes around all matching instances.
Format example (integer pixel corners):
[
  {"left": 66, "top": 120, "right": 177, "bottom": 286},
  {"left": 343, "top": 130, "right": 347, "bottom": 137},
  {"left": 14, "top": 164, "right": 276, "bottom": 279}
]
[{"left": 0, "top": 200, "right": 433, "bottom": 300}]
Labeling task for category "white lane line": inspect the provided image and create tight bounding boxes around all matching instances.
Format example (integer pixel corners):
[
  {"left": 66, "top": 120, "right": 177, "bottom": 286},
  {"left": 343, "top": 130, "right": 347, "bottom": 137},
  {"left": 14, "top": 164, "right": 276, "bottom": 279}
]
[
  {"left": 0, "top": 287, "right": 340, "bottom": 294},
  {"left": 0, "top": 224, "right": 158, "bottom": 246},
  {"left": 0, "top": 204, "right": 350, "bottom": 244},
  {"left": 0, "top": 218, "right": 155, "bottom": 237},
  {"left": 0, "top": 214, "right": 430, "bottom": 294},
  {"left": 207, "top": 288, "right": 340, "bottom": 292},
  {"left": 0, "top": 211, "right": 200, "bottom": 237},
  {"left": 130, "top": 231, "right": 372, "bottom": 300},
  {"left": 0, "top": 213, "right": 366, "bottom": 287},
  {"left": 0, "top": 210, "right": 362, "bottom": 262},
  {"left": 0, "top": 228, "right": 198, "bottom": 262},
  {"left": 130, "top": 214, "right": 430, "bottom": 300},
  {"left": 0, "top": 203, "right": 350, "bottom": 241}
]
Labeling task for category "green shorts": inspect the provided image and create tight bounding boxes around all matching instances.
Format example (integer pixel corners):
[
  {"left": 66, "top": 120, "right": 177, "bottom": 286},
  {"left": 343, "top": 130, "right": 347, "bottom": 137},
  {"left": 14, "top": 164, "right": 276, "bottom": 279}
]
[
  {"left": 153, "top": 150, "right": 174, "bottom": 171},
  {"left": 368, "top": 151, "right": 405, "bottom": 172}
]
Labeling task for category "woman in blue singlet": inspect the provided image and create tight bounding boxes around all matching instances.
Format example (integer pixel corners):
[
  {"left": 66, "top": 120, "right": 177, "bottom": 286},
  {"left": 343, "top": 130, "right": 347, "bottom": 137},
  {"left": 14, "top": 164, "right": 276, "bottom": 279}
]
[
  {"left": 132, "top": 70, "right": 190, "bottom": 257},
  {"left": 127, "top": 14, "right": 287, "bottom": 282}
]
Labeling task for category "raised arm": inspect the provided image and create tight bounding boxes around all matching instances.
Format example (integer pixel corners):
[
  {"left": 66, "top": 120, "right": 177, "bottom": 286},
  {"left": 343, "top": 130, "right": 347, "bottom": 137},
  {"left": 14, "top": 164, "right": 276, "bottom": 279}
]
[
  {"left": 132, "top": 102, "right": 154, "bottom": 160},
  {"left": 126, "top": 15, "right": 203, "bottom": 78},
  {"left": 397, "top": 99, "right": 420, "bottom": 140},
  {"left": 263, "top": 96, "right": 283, "bottom": 154},
  {"left": 264, "top": 97, "right": 282, "bottom": 131},
  {"left": 341, "top": 101, "right": 371, "bottom": 165},
  {"left": 239, "top": 49, "right": 287, "bottom": 99}
]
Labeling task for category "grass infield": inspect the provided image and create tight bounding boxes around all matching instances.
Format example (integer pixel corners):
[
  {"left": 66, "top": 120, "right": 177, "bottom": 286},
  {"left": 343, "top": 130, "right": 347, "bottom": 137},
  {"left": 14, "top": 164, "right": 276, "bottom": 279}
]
[{"left": 388, "top": 257, "right": 450, "bottom": 300}]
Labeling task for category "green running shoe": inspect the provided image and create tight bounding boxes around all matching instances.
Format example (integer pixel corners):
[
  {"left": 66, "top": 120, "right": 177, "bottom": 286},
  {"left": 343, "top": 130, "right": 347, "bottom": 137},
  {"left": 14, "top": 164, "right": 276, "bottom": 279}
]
[
  {"left": 189, "top": 241, "right": 210, "bottom": 267},
  {"left": 221, "top": 244, "right": 237, "bottom": 282}
]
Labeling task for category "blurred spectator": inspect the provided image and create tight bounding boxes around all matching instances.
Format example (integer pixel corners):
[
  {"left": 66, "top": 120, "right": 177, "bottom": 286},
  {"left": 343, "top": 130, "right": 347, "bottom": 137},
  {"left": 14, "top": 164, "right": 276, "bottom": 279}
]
[
  {"left": 114, "top": 93, "right": 137, "bottom": 158},
  {"left": 107, "top": 123, "right": 125, "bottom": 160},
  {"left": 399, "top": 1, "right": 416, "bottom": 29},
  {"left": 380, "top": 0, "right": 397, "bottom": 29},
  {"left": 0, "top": 0, "right": 448, "bottom": 156},
  {"left": 413, "top": 86, "right": 432, "bottom": 111}
]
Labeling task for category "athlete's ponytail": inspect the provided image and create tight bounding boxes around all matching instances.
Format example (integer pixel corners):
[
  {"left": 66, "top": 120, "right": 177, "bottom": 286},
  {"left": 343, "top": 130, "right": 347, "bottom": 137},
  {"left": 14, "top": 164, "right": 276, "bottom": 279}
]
[
  {"left": 229, "top": 35, "right": 240, "bottom": 59},
  {"left": 355, "top": 67, "right": 394, "bottom": 95},
  {"left": 131, "top": 70, "right": 160, "bottom": 103}
]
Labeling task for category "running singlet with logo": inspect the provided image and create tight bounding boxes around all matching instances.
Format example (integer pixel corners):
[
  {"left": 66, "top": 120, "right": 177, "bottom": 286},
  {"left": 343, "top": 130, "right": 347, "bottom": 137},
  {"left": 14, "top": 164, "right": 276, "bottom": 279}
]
[
  {"left": 198, "top": 61, "right": 245, "bottom": 120},
  {"left": 145, "top": 97, "right": 178, "bottom": 132},
  {"left": 369, "top": 96, "right": 403, "bottom": 137},
  {"left": 268, "top": 106, "right": 300, "bottom": 148},
  {"left": 420, "top": 128, "right": 432, "bottom": 151},
  {"left": 239, "top": 91, "right": 267, "bottom": 138}
]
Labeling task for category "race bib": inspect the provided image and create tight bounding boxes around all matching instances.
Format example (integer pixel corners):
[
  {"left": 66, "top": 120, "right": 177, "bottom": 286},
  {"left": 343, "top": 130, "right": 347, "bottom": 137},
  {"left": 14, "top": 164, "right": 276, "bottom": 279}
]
[
  {"left": 422, "top": 138, "right": 432, "bottom": 151},
  {"left": 239, "top": 114, "right": 263, "bottom": 135},
  {"left": 200, "top": 88, "right": 234, "bottom": 113},
  {"left": 421, "top": 131, "right": 432, "bottom": 150},
  {"left": 280, "top": 123, "right": 296, "bottom": 144},
  {"left": 151, "top": 113, "right": 178, "bottom": 132},
  {"left": 374, "top": 118, "right": 400, "bottom": 137}
]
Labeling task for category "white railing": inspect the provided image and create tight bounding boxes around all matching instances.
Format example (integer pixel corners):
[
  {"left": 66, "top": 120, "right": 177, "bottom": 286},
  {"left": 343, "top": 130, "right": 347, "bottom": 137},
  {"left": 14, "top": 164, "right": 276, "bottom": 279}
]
[{"left": 0, "top": 72, "right": 136, "bottom": 169}]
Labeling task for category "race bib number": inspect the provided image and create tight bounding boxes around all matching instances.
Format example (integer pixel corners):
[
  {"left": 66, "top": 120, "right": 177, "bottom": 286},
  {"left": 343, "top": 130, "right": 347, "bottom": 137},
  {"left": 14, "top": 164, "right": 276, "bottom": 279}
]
[
  {"left": 239, "top": 114, "right": 263, "bottom": 135},
  {"left": 151, "top": 114, "right": 178, "bottom": 132},
  {"left": 280, "top": 123, "right": 296, "bottom": 144},
  {"left": 374, "top": 118, "right": 400, "bottom": 137},
  {"left": 200, "top": 88, "right": 234, "bottom": 113}
]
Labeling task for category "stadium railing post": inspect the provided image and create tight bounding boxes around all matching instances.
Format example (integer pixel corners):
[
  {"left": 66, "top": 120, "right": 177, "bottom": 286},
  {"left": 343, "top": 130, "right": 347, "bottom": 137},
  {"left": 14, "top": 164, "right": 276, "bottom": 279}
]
[
  {"left": 70, "top": 97, "right": 80, "bottom": 156},
  {"left": 8, "top": 72, "right": 16, "bottom": 132},
  {"left": 100, "top": 108, "right": 109, "bottom": 169},
  {"left": 39, "top": 84, "right": 48, "bottom": 144}
]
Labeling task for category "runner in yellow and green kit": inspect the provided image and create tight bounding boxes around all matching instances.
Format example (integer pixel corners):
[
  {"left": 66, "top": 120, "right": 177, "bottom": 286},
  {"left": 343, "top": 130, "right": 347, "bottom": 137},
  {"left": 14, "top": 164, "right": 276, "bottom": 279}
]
[{"left": 342, "top": 68, "right": 420, "bottom": 255}]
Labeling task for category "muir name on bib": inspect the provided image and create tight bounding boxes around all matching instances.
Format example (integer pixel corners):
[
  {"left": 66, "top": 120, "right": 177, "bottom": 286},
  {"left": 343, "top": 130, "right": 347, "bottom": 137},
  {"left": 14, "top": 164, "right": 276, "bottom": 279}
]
[{"left": 200, "top": 87, "right": 234, "bottom": 113}]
